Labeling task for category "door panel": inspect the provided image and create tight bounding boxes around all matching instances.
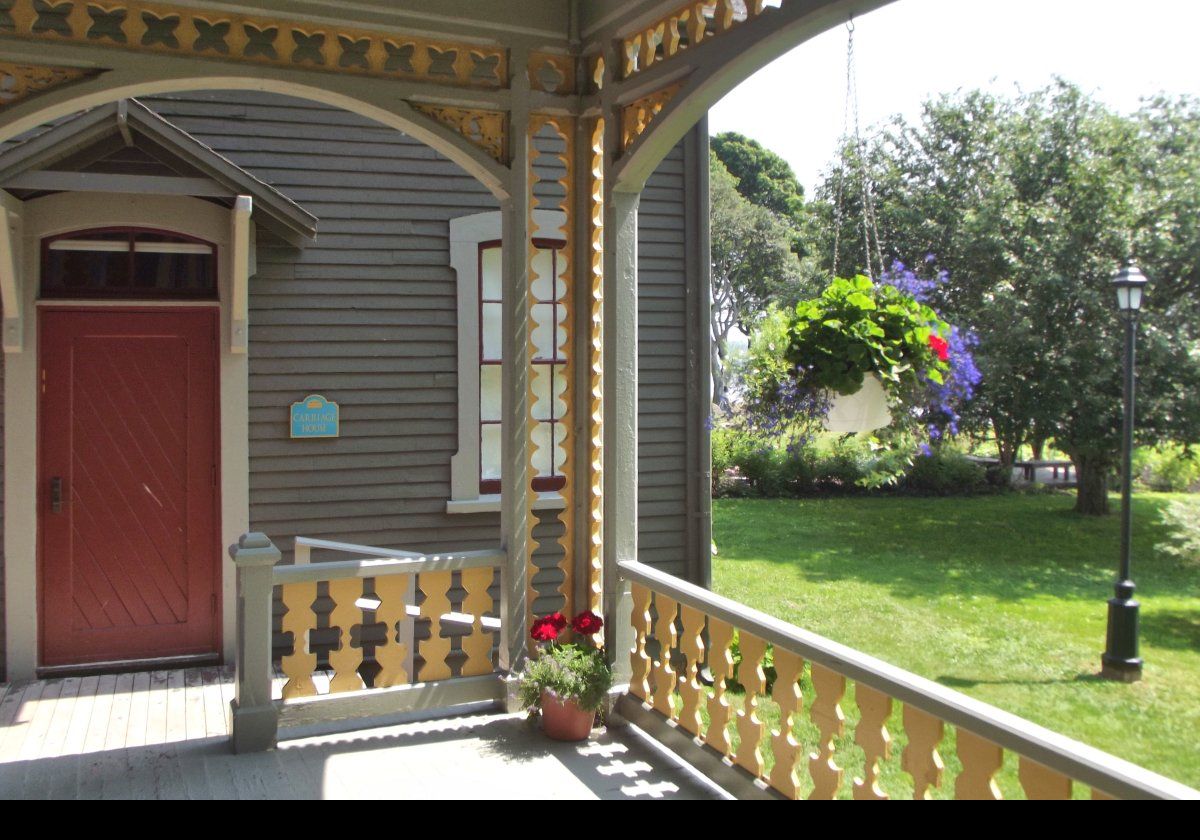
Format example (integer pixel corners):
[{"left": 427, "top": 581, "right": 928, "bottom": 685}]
[{"left": 39, "top": 309, "right": 220, "bottom": 667}]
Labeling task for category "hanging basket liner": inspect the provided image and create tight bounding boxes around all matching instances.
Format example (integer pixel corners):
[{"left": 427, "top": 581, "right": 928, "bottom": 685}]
[{"left": 824, "top": 373, "right": 892, "bottom": 434}]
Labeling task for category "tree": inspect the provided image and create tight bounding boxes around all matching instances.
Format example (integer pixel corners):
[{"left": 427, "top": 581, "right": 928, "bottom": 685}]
[
  {"left": 712, "top": 131, "right": 807, "bottom": 252},
  {"left": 811, "top": 81, "right": 1200, "bottom": 514},
  {"left": 709, "top": 152, "right": 803, "bottom": 409}
]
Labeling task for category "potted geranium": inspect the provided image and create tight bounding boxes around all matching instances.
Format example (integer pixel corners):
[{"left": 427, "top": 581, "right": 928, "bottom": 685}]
[{"left": 517, "top": 610, "right": 612, "bottom": 741}]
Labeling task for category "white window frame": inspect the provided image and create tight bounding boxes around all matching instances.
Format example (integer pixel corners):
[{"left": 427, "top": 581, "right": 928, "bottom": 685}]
[{"left": 446, "top": 208, "right": 568, "bottom": 514}]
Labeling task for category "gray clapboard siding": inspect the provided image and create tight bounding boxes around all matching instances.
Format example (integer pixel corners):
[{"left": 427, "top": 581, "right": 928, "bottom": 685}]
[{"left": 638, "top": 137, "right": 708, "bottom": 581}]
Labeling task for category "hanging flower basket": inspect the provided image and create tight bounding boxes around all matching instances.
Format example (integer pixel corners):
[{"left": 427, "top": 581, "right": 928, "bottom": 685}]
[
  {"left": 777, "top": 275, "right": 952, "bottom": 431},
  {"left": 823, "top": 373, "right": 892, "bottom": 434}
]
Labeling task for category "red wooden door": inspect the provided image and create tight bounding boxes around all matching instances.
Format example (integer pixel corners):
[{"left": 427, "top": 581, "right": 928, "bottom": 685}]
[{"left": 39, "top": 309, "right": 221, "bottom": 668}]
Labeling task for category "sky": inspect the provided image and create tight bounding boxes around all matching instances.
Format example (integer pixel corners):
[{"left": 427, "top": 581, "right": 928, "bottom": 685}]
[{"left": 709, "top": 0, "right": 1200, "bottom": 194}]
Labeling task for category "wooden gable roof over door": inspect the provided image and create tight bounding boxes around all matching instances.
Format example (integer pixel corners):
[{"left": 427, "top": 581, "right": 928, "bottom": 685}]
[{"left": 0, "top": 98, "right": 318, "bottom": 245}]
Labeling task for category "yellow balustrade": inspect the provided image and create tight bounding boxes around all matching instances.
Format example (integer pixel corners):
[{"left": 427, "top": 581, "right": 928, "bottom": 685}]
[
  {"left": 374, "top": 573, "right": 412, "bottom": 688},
  {"left": 460, "top": 567, "right": 497, "bottom": 677},
  {"left": 418, "top": 571, "right": 453, "bottom": 682},
  {"left": 327, "top": 578, "right": 364, "bottom": 694},
  {"left": 617, "top": 568, "right": 1188, "bottom": 800},
  {"left": 279, "top": 581, "right": 317, "bottom": 700}
]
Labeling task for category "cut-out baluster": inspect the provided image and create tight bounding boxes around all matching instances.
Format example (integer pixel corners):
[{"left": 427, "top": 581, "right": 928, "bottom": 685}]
[
  {"left": 629, "top": 583, "right": 653, "bottom": 701},
  {"left": 279, "top": 581, "right": 317, "bottom": 699},
  {"left": 651, "top": 595, "right": 678, "bottom": 719},
  {"left": 704, "top": 618, "right": 735, "bottom": 757},
  {"left": 460, "top": 566, "right": 496, "bottom": 677},
  {"left": 901, "top": 705, "right": 945, "bottom": 799},
  {"left": 956, "top": 729, "right": 1004, "bottom": 800},
  {"left": 676, "top": 605, "right": 706, "bottom": 737},
  {"left": 327, "top": 578, "right": 364, "bottom": 693},
  {"left": 417, "top": 571, "right": 452, "bottom": 682},
  {"left": 769, "top": 648, "right": 804, "bottom": 798},
  {"left": 1019, "top": 757, "right": 1073, "bottom": 800},
  {"left": 374, "top": 573, "right": 411, "bottom": 688},
  {"left": 732, "top": 632, "right": 768, "bottom": 778},
  {"left": 808, "top": 663, "right": 846, "bottom": 799},
  {"left": 853, "top": 684, "right": 893, "bottom": 800}
]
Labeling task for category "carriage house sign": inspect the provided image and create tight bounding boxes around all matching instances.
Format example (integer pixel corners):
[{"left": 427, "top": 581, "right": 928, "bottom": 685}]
[{"left": 290, "top": 394, "right": 340, "bottom": 439}]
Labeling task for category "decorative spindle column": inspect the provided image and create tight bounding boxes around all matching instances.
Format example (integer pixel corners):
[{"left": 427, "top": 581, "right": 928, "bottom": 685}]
[
  {"left": 499, "top": 46, "right": 534, "bottom": 698},
  {"left": 601, "top": 185, "right": 640, "bottom": 686}
]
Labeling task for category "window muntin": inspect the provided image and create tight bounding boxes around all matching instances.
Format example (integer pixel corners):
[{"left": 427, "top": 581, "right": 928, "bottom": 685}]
[
  {"left": 41, "top": 227, "right": 217, "bottom": 299},
  {"left": 478, "top": 239, "right": 567, "bottom": 495}
]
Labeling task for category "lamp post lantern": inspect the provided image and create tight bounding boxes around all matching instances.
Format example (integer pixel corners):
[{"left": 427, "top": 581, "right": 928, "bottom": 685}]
[{"left": 1101, "top": 264, "right": 1148, "bottom": 682}]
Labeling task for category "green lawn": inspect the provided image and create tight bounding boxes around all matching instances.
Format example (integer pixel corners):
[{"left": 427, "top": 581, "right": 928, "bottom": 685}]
[{"left": 711, "top": 492, "right": 1200, "bottom": 792}]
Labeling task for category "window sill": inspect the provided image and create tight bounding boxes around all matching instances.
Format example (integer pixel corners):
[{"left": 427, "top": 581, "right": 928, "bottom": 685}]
[{"left": 446, "top": 492, "right": 566, "bottom": 515}]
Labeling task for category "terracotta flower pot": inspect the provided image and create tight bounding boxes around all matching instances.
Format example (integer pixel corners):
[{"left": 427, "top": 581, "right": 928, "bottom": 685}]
[{"left": 539, "top": 690, "right": 595, "bottom": 741}]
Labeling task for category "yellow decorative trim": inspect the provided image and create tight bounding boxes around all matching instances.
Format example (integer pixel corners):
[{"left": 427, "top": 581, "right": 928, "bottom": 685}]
[
  {"left": 527, "top": 113, "right": 576, "bottom": 624},
  {"left": 528, "top": 50, "right": 574, "bottom": 95},
  {"left": 620, "top": 81, "right": 683, "bottom": 152},
  {"left": 0, "top": 0, "right": 507, "bottom": 88},
  {"left": 0, "top": 61, "right": 93, "bottom": 108},
  {"left": 410, "top": 103, "right": 507, "bottom": 164},
  {"left": 620, "top": 0, "right": 776, "bottom": 79},
  {"left": 586, "top": 116, "right": 604, "bottom": 616}
]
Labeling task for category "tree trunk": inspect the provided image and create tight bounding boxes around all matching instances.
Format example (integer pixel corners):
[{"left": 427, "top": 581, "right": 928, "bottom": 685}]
[
  {"left": 1072, "top": 450, "right": 1111, "bottom": 516},
  {"left": 1030, "top": 432, "right": 1047, "bottom": 462}
]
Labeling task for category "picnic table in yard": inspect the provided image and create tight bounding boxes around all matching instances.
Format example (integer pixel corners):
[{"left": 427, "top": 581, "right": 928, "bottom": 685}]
[{"left": 967, "top": 456, "right": 1076, "bottom": 485}]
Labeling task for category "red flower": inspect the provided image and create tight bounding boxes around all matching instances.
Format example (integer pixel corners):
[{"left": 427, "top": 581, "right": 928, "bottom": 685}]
[
  {"left": 530, "top": 616, "right": 561, "bottom": 642},
  {"left": 928, "top": 334, "right": 950, "bottom": 362},
  {"left": 571, "top": 611, "right": 604, "bottom": 636},
  {"left": 530, "top": 612, "right": 568, "bottom": 643}
]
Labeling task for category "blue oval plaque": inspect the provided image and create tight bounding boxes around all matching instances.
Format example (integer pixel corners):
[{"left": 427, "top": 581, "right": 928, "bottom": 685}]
[{"left": 290, "top": 394, "right": 339, "bottom": 438}]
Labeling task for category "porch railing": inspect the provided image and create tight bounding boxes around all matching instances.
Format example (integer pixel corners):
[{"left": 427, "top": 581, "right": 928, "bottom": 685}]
[
  {"left": 229, "top": 532, "right": 504, "bottom": 752},
  {"left": 615, "top": 559, "right": 1199, "bottom": 801}
]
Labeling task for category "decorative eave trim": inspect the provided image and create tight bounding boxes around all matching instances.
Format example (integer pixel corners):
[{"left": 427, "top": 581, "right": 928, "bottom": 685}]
[
  {"left": 0, "top": 61, "right": 98, "bottom": 110},
  {"left": 0, "top": 0, "right": 508, "bottom": 89}
]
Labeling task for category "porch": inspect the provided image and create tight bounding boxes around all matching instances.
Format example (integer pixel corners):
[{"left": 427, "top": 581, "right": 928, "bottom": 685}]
[{"left": 0, "top": 667, "right": 720, "bottom": 799}]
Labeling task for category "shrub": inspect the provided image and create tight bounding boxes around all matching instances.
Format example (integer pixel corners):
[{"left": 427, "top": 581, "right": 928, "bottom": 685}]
[
  {"left": 1136, "top": 444, "right": 1200, "bottom": 492},
  {"left": 1158, "top": 496, "right": 1200, "bottom": 565},
  {"left": 903, "top": 448, "right": 989, "bottom": 495}
]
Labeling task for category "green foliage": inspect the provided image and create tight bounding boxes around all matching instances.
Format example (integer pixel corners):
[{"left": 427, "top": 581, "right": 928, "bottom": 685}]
[
  {"left": 710, "top": 153, "right": 806, "bottom": 407},
  {"left": 517, "top": 643, "right": 613, "bottom": 714},
  {"left": 903, "top": 449, "right": 990, "bottom": 495},
  {"left": 711, "top": 131, "right": 807, "bottom": 242},
  {"left": 1134, "top": 444, "right": 1200, "bottom": 492},
  {"left": 785, "top": 275, "right": 950, "bottom": 396},
  {"left": 1158, "top": 496, "right": 1200, "bottom": 565},
  {"left": 811, "top": 81, "right": 1200, "bottom": 514}
]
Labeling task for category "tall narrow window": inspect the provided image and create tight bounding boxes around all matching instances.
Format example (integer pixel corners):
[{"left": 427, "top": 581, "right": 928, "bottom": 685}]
[{"left": 477, "top": 239, "right": 567, "bottom": 495}]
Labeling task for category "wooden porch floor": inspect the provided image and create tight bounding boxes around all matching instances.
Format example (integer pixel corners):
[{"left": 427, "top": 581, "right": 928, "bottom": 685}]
[{"left": 0, "top": 668, "right": 722, "bottom": 799}]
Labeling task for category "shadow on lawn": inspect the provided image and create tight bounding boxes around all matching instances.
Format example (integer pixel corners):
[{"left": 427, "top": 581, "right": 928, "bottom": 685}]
[
  {"left": 937, "top": 672, "right": 1106, "bottom": 689},
  {"left": 715, "top": 494, "right": 1200, "bottom": 607},
  {"left": 1140, "top": 609, "right": 1200, "bottom": 652}
]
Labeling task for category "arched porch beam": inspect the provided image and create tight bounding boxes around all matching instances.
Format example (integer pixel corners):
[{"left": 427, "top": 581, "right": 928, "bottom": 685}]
[
  {"left": 609, "top": 0, "right": 894, "bottom": 193},
  {"left": 0, "top": 53, "right": 513, "bottom": 200}
]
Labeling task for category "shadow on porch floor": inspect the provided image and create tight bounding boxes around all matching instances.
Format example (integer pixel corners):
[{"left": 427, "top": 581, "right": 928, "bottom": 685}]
[{"left": 0, "top": 667, "right": 722, "bottom": 800}]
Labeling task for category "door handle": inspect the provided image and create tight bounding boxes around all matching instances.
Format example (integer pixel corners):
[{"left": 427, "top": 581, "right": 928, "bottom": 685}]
[{"left": 50, "top": 477, "right": 63, "bottom": 514}]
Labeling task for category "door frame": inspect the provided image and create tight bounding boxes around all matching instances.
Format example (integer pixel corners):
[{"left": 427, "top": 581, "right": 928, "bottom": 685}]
[
  {"left": 37, "top": 305, "right": 223, "bottom": 670},
  {"left": 4, "top": 192, "right": 250, "bottom": 678}
]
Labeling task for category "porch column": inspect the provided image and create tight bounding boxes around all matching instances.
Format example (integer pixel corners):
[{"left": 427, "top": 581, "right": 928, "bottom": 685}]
[
  {"left": 499, "top": 49, "right": 533, "bottom": 680},
  {"left": 601, "top": 186, "right": 640, "bottom": 684}
]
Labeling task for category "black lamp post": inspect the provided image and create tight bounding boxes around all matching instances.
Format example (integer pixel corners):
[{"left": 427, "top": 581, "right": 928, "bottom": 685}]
[{"left": 1101, "top": 264, "right": 1148, "bottom": 683}]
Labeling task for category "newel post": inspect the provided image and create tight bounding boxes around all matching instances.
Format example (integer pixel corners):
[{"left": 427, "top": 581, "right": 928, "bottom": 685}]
[{"left": 229, "top": 532, "right": 280, "bottom": 753}]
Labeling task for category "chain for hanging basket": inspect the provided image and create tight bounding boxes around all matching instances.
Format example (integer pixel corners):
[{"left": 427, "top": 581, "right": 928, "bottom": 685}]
[{"left": 831, "top": 16, "right": 886, "bottom": 280}]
